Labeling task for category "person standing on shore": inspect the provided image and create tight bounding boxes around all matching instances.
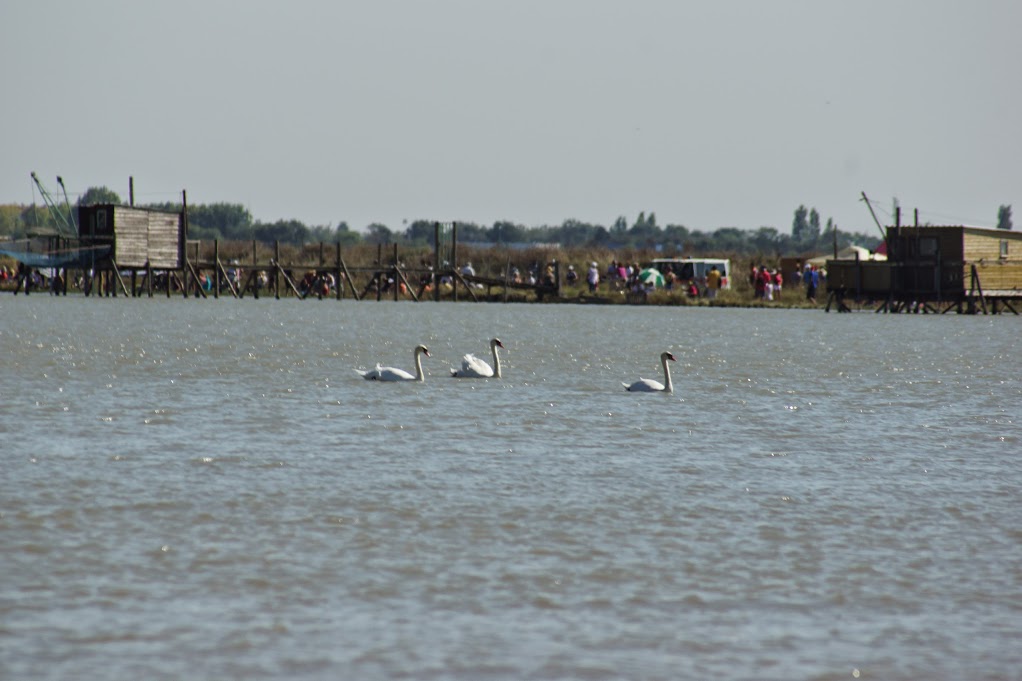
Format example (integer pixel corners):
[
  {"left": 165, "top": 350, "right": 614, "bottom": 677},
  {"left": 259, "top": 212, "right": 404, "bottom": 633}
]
[
  {"left": 705, "top": 265, "right": 721, "bottom": 299},
  {"left": 804, "top": 264, "right": 818, "bottom": 303},
  {"left": 754, "top": 265, "right": 767, "bottom": 299},
  {"left": 587, "top": 262, "right": 600, "bottom": 293},
  {"left": 761, "top": 266, "right": 774, "bottom": 301}
]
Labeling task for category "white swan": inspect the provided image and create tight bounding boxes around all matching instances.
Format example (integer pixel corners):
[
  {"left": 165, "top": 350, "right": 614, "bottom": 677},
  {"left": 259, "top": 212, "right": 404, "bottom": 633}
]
[
  {"left": 355, "top": 345, "right": 431, "bottom": 381},
  {"left": 623, "top": 351, "right": 676, "bottom": 393},
  {"left": 451, "top": 338, "right": 505, "bottom": 378}
]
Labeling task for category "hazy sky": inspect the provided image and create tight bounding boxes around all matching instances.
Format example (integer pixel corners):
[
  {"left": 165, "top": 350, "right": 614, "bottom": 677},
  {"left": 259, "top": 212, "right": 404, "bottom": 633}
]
[{"left": 3, "top": 1, "right": 1020, "bottom": 236}]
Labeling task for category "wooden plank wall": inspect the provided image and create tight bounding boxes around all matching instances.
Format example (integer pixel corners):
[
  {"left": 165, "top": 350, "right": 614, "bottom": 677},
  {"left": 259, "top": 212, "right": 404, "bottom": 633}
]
[
  {"left": 113, "top": 208, "right": 150, "bottom": 267},
  {"left": 146, "top": 212, "right": 182, "bottom": 269},
  {"left": 79, "top": 205, "right": 115, "bottom": 238},
  {"left": 107, "top": 206, "right": 182, "bottom": 269},
  {"left": 825, "top": 261, "right": 890, "bottom": 291},
  {"left": 965, "top": 230, "right": 1022, "bottom": 291}
]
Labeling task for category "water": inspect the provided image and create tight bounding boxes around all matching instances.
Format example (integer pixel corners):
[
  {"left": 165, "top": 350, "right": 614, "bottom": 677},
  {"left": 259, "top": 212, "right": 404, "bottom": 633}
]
[{"left": 2, "top": 296, "right": 1020, "bottom": 680}]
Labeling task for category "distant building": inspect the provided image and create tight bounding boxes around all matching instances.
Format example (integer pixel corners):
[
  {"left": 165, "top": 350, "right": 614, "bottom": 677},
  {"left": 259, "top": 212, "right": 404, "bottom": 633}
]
[
  {"left": 78, "top": 204, "right": 184, "bottom": 269},
  {"left": 825, "top": 225, "right": 1022, "bottom": 314}
]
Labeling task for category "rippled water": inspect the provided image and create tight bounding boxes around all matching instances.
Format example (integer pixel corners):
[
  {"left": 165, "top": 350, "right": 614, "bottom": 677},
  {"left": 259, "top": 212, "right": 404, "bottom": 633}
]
[{"left": 2, "top": 296, "right": 1020, "bottom": 680}]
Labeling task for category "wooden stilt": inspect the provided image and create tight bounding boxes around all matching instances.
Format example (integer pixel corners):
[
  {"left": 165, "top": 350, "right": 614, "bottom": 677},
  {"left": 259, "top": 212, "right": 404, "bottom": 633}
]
[
  {"left": 185, "top": 261, "right": 208, "bottom": 299},
  {"left": 109, "top": 260, "right": 131, "bottom": 297},
  {"left": 213, "top": 241, "right": 220, "bottom": 299},
  {"left": 215, "top": 258, "right": 239, "bottom": 298}
]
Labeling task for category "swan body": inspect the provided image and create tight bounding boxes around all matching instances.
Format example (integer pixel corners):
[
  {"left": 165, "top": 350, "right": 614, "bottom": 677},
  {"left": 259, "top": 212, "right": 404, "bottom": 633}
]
[
  {"left": 623, "top": 351, "right": 676, "bottom": 393},
  {"left": 451, "top": 338, "right": 505, "bottom": 378},
  {"left": 355, "top": 345, "right": 430, "bottom": 381}
]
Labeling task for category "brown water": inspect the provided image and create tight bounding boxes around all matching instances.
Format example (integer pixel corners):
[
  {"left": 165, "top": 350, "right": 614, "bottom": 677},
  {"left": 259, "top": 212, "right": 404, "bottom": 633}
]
[{"left": 2, "top": 297, "right": 1020, "bottom": 680}]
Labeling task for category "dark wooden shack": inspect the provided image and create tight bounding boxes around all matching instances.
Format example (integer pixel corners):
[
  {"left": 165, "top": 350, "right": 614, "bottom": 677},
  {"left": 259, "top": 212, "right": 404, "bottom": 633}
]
[
  {"left": 826, "top": 225, "right": 1022, "bottom": 314},
  {"left": 77, "top": 204, "right": 184, "bottom": 269}
]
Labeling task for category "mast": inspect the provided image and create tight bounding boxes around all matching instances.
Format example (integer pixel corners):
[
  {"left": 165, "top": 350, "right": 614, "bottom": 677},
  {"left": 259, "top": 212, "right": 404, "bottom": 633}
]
[{"left": 30, "top": 172, "right": 78, "bottom": 238}]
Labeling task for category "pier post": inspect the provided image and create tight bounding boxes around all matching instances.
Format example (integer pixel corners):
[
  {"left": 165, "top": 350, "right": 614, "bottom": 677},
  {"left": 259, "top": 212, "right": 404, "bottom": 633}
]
[
  {"left": 452, "top": 223, "right": 459, "bottom": 303},
  {"left": 433, "top": 222, "right": 441, "bottom": 302},
  {"left": 213, "top": 240, "right": 220, "bottom": 299},
  {"left": 252, "top": 240, "right": 259, "bottom": 299},
  {"left": 181, "top": 190, "right": 189, "bottom": 299},
  {"left": 393, "top": 243, "right": 400, "bottom": 301},
  {"left": 336, "top": 242, "right": 343, "bottom": 300},
  {"left": 376, "top": 244, "right": 383, "bottom": 302},
  {"left": 274, "top": 241, "right": 281, "bottom": 300},
  {"left": 503, "top": 257, "right": 511, "bottom": 303}
]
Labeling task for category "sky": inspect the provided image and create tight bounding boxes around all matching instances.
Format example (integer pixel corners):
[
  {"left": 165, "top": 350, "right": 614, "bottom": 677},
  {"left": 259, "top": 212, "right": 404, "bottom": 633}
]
[{"left": 3, "top": 0, "right": 1020, "bottom": 237}]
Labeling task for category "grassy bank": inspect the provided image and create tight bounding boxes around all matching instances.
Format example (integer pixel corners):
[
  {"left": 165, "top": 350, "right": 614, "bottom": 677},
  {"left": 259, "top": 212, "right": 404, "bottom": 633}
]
[
  {"left": 2, "top": 242, "right": 830, "bottom": 308},
  {"left": 454, "top": 244, "right": 822, "bottom": 309}
]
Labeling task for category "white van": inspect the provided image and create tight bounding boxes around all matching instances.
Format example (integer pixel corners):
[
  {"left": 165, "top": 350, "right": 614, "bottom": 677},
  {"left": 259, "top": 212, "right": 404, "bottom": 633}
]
[{"left": 650, "top": 258, "right": 731, "bottom": 290}]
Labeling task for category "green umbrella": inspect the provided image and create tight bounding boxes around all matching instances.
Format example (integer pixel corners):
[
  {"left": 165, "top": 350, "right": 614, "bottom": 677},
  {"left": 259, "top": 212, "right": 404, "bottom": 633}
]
[{"left": 638, "top": 267, "right": 665, "bottom": 288}]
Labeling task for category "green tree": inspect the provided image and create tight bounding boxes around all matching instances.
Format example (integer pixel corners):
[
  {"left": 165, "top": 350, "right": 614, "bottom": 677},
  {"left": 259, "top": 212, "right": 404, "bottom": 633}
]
[
  {"left": 365, "top": 223, "right": 394, "bottom": 244},
  {"left": 631, "top": 211, "right": 657, "bottom": 232},
  {"left": 20, "top": 202, "right": 64, "bottom": 233},
  {"left": 633, "top": 212, "right": 646, "bottom": 230},
  {"left": 0, "top": 205, "right": 24, "bottom": 238},
  {"left": 488, "top": 220, "right": 528, "bottom": 244},
  {"left": 404, "top": 220, "right": 437, "bottom": 245},
  {"left": 455, "top": 222, "right": 487, "bottom": 243},
  {"left": 78, "top": 186, "right": 122, "bottom": 206},
  {"left": 662, "top": 224, "right": 689, "bottom": 253},
  {"left": 253, "top": 219, "right": 309, "bottom": 244},
  {"left": 712, "top": 227, "right": 746, "bottom": 252},
  {"left": 554, "top": 219, "right": 598, "bottom": 246},
  {"left": 333, "top": 222, "right": 362, "bottom": 246},
  {"left": 191, "top": 203, "right": 253, "bottom": 239},
  {"left": 792, "top": 205, "right": 809, "bottom": 245},
  {"left": 610, "top": 216, "right": 628, "bottom": 237},
  {"left": 591, "top": 225, "right": 611, "bottom": 245},
  {"left": 685, "top": 229, "right": 715, "bottom": 253},
  {"left": 751, "top": 226, "right": 780, "bottom": 253},
  {"left": 808, "top": 208, "right": 821, "bottom": 245},
  {"left": 20, "top": 204, "right": 52, "bottom": 231},
  {"left": 142, "top": 201, "right": 253, "bottom": 240},
  {"left": 997, "top": 204, "right": 1012, "bottom": 230}
]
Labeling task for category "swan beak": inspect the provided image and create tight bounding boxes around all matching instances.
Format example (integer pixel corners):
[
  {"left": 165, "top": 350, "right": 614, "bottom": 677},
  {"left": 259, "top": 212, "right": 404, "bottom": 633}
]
[
  {"left": 423, "top": 348, "right": 431, "bottom": 357},
  {"left": 495, "top": 339, "right": 505, "bottom": 348},
  {"left": 666, "top": 353, "right": 677, "bottom": 362}
]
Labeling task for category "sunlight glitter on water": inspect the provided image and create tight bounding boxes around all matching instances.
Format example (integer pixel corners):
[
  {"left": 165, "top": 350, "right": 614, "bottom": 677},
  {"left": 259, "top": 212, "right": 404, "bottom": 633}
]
[{"left": 1, "top": 298, "right": 1020, "bottom": 680}]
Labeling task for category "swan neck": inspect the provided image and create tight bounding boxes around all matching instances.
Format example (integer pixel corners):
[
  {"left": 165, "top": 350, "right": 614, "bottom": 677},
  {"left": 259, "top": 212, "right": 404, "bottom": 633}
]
[
  {"left": 414, "top": 349, "right": 425, "bottom": 381},
  {"left": 662, "top": 356, "right": 673, "bottom": 393},
  {"left": 492, "top": 344, "right": 502, "bottom": 378}
]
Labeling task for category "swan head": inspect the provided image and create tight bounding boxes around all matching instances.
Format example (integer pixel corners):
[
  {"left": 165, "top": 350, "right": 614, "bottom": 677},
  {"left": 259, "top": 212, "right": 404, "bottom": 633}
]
[
  {"left": 662, "top": 352, "right": 677, "bottom": 363},
  {"left": 416, "top": 345, "right": 431, "bottom": 357},
  {"left": 491, "top": 338, "right": 505, "bottom": 349}
]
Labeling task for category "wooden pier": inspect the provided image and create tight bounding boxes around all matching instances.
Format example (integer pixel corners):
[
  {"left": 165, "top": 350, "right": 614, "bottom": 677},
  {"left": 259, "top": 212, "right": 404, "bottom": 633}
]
[
  {"left": 22, "top": 206, "right": 561, "bottom": 303},
  {"left": 825, "top": 224, "right": 1022, "bottom": 315}
]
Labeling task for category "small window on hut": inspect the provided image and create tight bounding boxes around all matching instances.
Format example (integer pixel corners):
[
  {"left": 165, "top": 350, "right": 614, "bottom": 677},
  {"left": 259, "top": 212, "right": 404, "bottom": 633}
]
[{"left": 1000, "top": 240, "right": 1009, "bottom": 259}]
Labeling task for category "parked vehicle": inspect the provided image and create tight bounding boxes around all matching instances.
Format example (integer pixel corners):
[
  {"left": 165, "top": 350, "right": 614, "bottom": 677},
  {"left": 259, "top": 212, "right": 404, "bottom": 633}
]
[{"left": 649, "top": 258, "right": 731, "bottom": 290}]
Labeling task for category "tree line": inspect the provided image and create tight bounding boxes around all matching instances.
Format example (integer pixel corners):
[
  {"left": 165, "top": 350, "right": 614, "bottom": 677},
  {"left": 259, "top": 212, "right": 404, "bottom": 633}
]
[{"left": 6, "top": 184, "right": 1010, "bottom": 256}]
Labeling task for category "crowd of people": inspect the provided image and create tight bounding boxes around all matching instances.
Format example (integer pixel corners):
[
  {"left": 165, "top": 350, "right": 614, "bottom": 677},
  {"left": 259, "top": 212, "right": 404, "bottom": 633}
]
[
  {"left": 555, "top": 258, "right": 825, "bottom": 303},
  {"left": 751, "top": 265, "right": 783, "bottom": 301},
  {"left": 749, "top": 262, "right": 824, "bottom": 303},
  {"left": 294, "top": 270, "right": 333, "bottom": 297},
  {"left": 565, "top": 259, "right": 722, "bottom": 299},
  {"left": 1, "top": 263, "right": 61, "bottom": 295},
  {"left": 802, "top": 263, "right": 822, "bottom": 303},
  {"left": 3, "top": 256, "right": 827, "bottom": 303}
]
